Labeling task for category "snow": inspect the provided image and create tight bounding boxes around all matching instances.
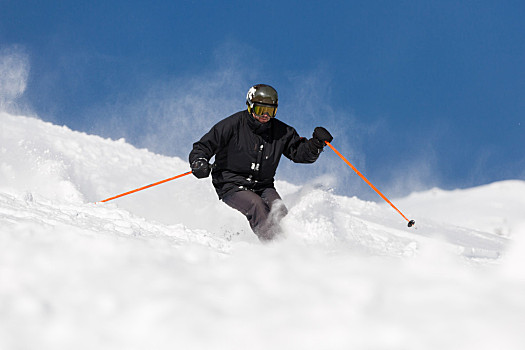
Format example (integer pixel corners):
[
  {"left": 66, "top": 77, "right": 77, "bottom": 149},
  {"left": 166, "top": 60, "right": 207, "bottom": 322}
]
[{"left": 1, "top": 111, "right": 525, "bottom": 350}]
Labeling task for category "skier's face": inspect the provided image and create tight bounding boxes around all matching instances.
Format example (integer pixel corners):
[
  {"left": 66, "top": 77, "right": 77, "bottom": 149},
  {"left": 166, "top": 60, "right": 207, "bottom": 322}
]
[{"left": 251, "top": 103, "right": 277, "bottom": 123}]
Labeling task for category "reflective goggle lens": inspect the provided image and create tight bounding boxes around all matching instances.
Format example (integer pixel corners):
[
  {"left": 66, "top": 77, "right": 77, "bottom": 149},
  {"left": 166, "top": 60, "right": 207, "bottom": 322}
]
[{"left": 253, "top": 104, "right": 277, "bottom": 117}]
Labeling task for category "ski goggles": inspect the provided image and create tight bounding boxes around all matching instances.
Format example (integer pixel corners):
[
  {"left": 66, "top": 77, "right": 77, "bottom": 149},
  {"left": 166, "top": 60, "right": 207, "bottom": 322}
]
[{"left": 252, "top": 103, "right": 277, "bottom": 118}]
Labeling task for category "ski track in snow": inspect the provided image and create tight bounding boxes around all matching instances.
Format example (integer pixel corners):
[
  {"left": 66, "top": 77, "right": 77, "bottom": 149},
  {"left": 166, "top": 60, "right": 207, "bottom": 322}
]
[{"left": 1, "top": 111, "right": 525, "bottom": 350}]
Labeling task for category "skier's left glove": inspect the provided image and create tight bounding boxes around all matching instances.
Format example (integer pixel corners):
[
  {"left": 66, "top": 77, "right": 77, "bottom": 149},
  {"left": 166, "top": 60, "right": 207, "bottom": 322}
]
[
  {"left": 191, "top": 158, "right": 211, "bottom": 179},
  {"left": 311, "top": 127, "right": 333, "bottom": 149}
]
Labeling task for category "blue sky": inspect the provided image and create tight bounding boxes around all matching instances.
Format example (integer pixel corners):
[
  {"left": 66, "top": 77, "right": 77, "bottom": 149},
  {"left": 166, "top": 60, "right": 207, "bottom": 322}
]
[{"left": 1, "top": 0, "right": 524, "bottom": 199}]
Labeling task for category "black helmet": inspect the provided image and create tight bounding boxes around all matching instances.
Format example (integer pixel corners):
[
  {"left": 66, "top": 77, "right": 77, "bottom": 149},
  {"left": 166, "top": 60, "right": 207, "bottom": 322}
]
[{"left": 246, "top": 84, "right": 278, "bottom": 115}]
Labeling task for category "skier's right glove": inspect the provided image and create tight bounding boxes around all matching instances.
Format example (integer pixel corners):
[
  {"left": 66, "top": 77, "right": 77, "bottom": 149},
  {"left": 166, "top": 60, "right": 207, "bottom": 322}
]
[{"left": 191, "top": 158, "right": 211, "bottom": 179}]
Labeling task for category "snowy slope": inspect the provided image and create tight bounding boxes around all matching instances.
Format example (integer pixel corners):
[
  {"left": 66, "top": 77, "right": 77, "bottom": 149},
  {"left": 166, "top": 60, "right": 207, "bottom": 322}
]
[
  {"left": 1, "top": 111, "right": 525, "bottom": 350},
  {"left": 396, "top": 181, "right": 525, "bottom": 237}
]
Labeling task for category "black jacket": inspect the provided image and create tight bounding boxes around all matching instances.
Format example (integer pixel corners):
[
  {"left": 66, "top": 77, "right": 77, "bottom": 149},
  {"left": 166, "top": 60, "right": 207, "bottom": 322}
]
[{"left": 189, "top": 110, "right": 322, "bottom": 199}]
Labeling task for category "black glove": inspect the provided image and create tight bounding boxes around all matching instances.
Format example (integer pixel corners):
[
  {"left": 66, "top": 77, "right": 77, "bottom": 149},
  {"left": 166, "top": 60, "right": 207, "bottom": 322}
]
[
  {"left": 311, "top": 127, "right": 333, "bottom": 149},
  {"left": 191, "top": 158, "right": 211, "bottom": 179}
]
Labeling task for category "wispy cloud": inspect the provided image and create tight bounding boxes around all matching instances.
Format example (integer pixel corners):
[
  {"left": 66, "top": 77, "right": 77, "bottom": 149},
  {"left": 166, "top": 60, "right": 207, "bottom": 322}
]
[{"left": 0, "top": 45, "right": 30, "bottom": 114}]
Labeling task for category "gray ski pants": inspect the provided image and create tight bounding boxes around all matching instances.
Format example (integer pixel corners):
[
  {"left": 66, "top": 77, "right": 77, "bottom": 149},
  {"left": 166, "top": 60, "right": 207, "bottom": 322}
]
[{"left": 222, "top": 188, "right": 288, "bottom": 241}]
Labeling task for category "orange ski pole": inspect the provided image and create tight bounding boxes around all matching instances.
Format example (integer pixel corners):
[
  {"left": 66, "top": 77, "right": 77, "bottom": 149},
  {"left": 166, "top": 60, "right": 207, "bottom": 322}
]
[
  {"left": 325, "top": 142, "right": 415, "bottom": 227},
  {"left": 97, "top": 171, "right": 192, "bottom": 203}
]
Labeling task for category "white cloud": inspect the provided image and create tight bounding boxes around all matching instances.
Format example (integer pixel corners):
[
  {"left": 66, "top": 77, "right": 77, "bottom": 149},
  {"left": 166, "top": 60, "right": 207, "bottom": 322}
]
[{"left": 0, "top": 45, "right": 30, "bottom": 112}]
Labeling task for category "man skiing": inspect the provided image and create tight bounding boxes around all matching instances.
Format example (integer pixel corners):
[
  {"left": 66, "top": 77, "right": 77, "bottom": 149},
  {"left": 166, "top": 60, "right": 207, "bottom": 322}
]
[{"left": 189, "top": 84, "right": 333, "bottom": 241}]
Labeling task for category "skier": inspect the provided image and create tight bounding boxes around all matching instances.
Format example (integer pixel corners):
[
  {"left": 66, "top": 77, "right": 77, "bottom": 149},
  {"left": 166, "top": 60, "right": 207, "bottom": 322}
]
[{"left": 189, "top": 84, "right": 333, "bottom": 241}]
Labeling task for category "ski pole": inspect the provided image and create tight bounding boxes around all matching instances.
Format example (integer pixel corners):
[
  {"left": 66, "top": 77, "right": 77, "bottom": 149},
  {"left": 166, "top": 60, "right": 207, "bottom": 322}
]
[
  {"left": 325, "top": 142, "right": 415, "bottom": 228},
  {"left": 97, "top": 170, "right": 192, "bottom": 203}
]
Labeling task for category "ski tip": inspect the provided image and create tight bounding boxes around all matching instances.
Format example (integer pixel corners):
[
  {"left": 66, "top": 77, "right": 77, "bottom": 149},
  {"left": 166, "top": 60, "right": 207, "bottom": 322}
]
[{"left": 408, "top": 219, "right": 416, "bottom": 228}]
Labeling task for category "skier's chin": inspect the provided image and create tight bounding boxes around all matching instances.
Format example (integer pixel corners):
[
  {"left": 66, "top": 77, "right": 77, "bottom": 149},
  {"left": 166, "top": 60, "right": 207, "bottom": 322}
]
[{"left": 253, "top": 114, "right": 271, "bottom": 123}]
